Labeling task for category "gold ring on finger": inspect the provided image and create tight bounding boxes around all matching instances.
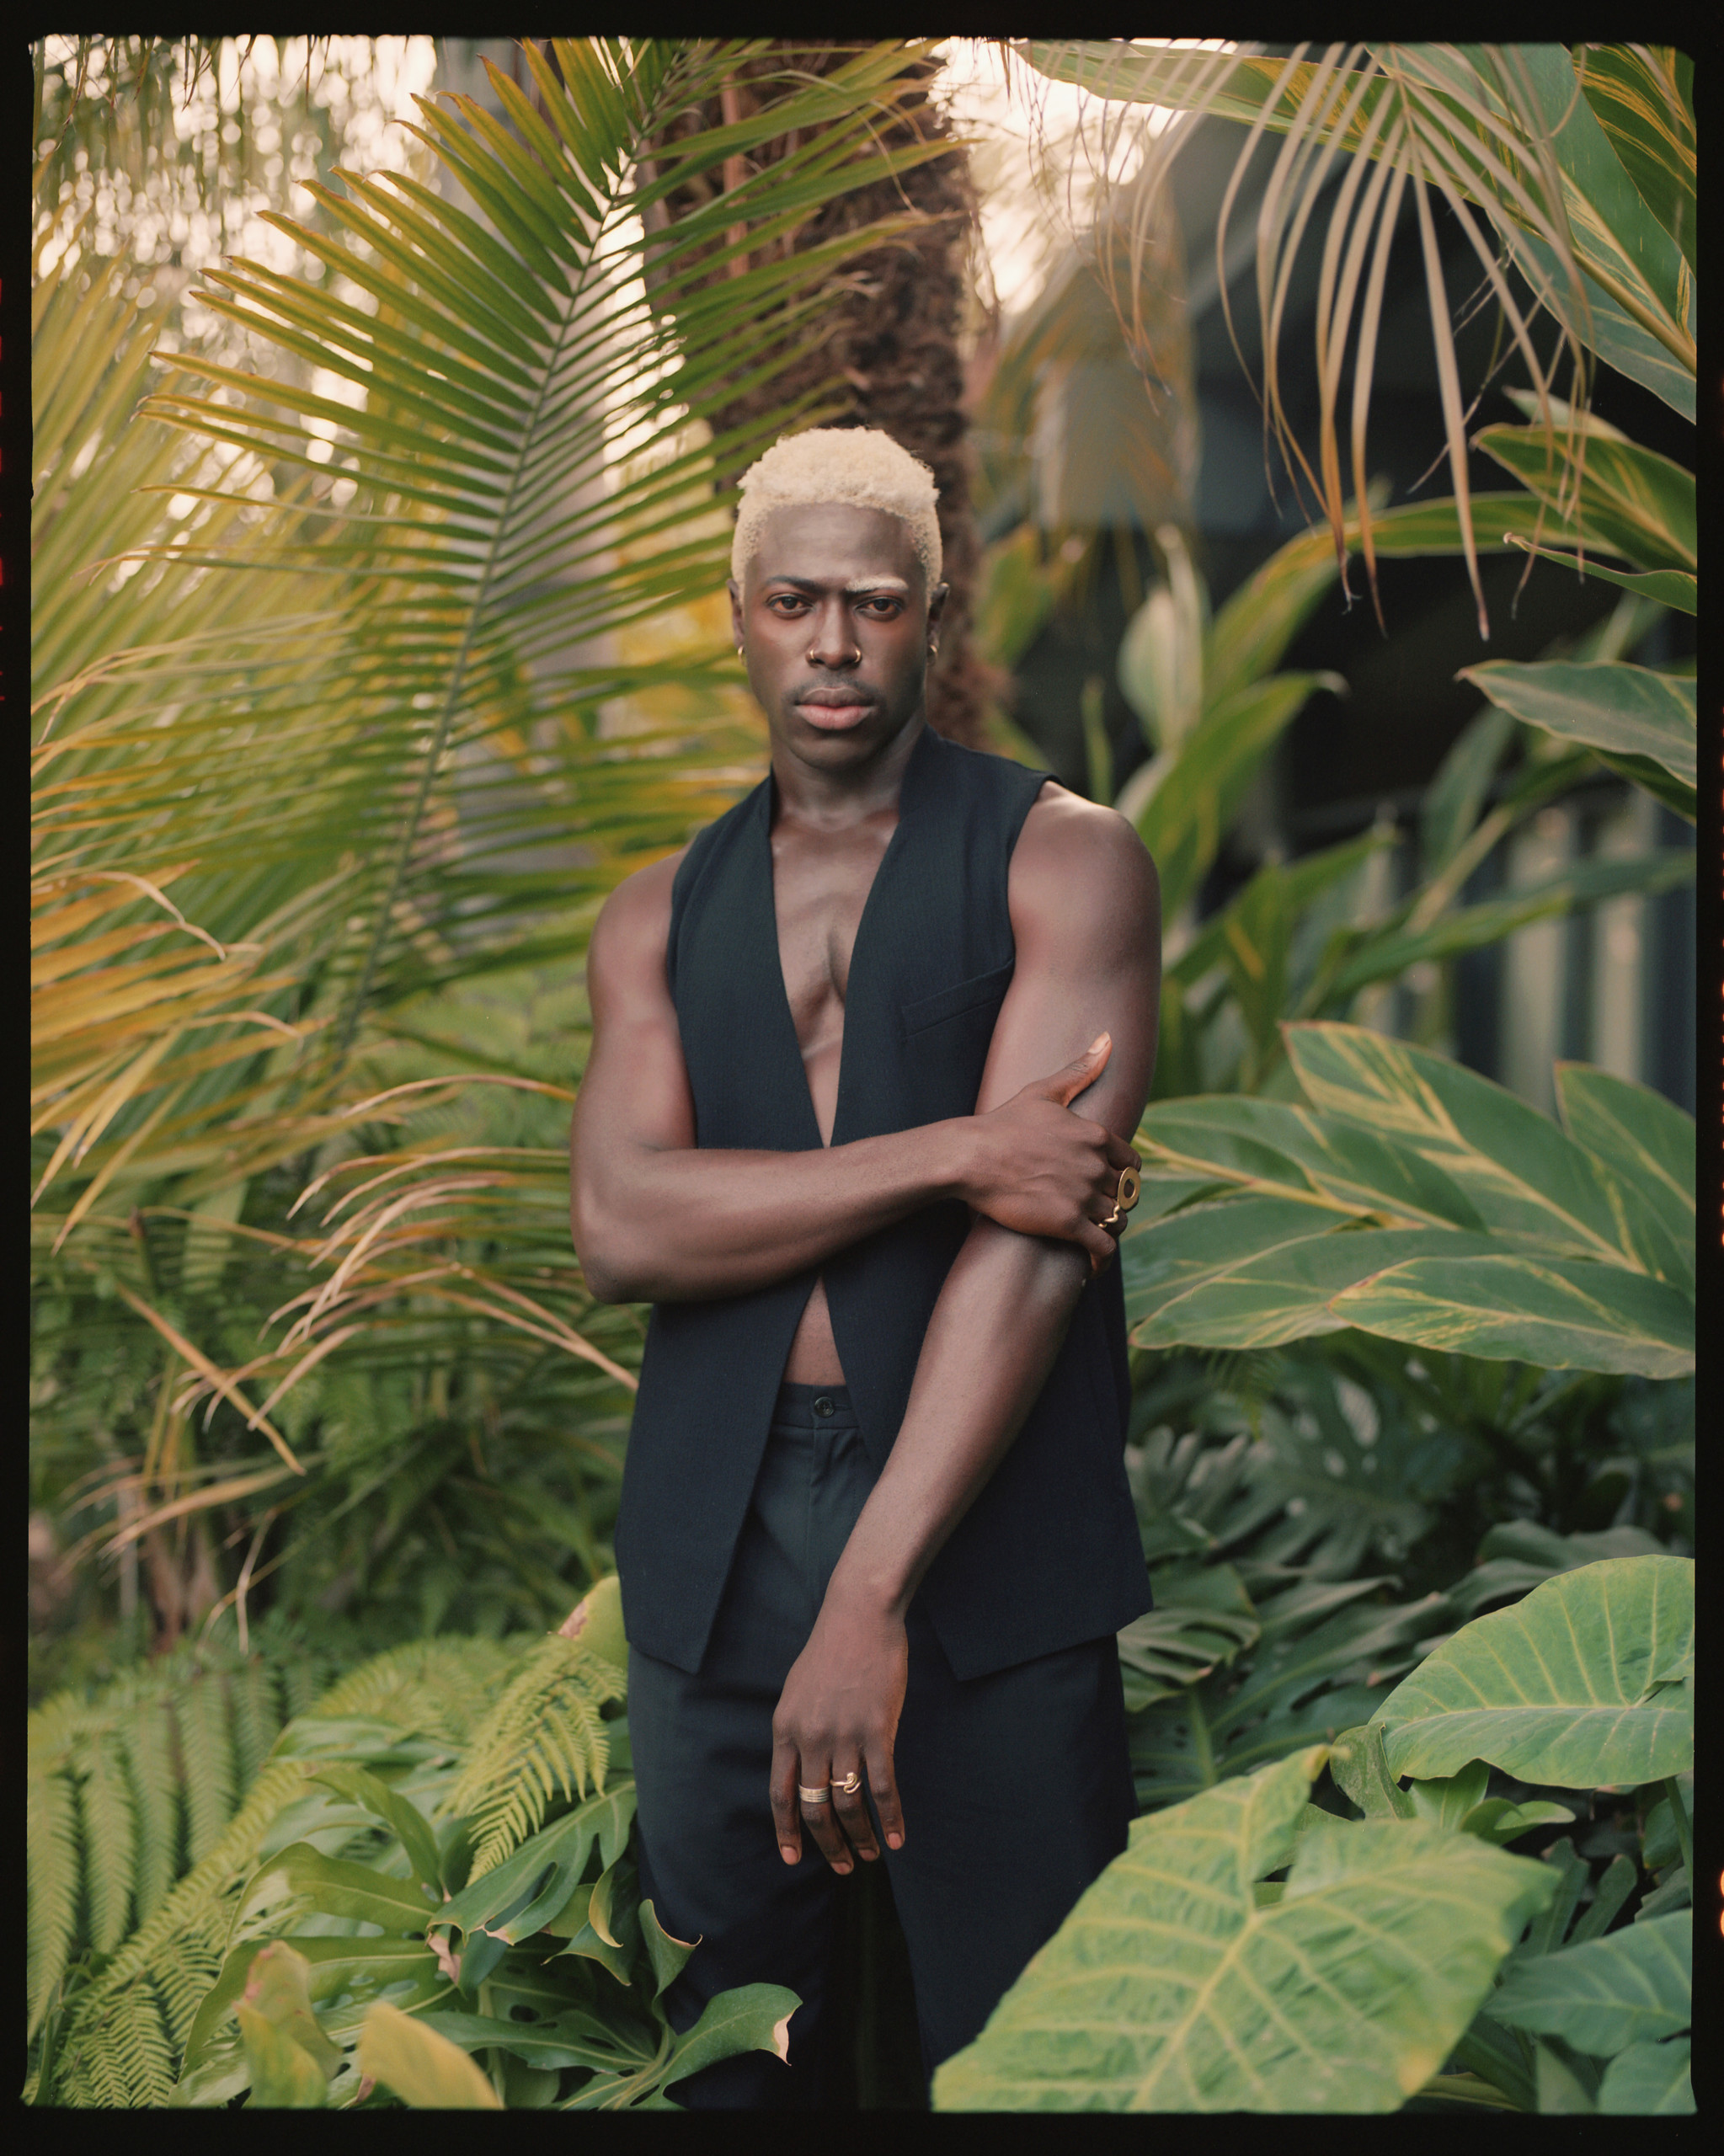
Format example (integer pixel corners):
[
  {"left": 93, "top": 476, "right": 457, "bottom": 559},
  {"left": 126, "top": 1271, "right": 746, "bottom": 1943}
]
[{"left": 833, "top": 1771, "right": 862, "bottom": 1796}]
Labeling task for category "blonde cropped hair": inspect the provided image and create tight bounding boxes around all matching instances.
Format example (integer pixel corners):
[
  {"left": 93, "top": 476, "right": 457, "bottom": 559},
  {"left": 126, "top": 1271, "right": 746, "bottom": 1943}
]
[{"left": 731, "top": 427, "right": 942, "bottom": 588}]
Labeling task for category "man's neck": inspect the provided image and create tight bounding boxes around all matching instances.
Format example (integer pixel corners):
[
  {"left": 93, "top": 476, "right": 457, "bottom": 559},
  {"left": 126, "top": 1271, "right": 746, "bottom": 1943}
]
[{"left": 770, "top": 715, "right": 926, "bottom": 831}]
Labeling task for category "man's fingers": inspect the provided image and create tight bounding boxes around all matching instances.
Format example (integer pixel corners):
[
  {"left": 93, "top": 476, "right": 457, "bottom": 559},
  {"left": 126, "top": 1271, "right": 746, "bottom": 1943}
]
[
  {"left": 770, "top": 1743, "right": 802, "bottom": 1865},
  {"left": 1035, "top": 1032, "right": 1112, "bottom": 1107},
  {"left": 831, "top": 1762, "right": 878, "bottom": 1862},
  {"left": 864, "top": 1741, "right": 905, "bottom": 1853},
  {"left": 803, "top": 1793, "right": 851, "bottom": 1874}
]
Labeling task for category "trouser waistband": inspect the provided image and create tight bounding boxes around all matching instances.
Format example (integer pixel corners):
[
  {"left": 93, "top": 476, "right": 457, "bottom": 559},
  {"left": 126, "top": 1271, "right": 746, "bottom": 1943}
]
[{"left": 770, "top": 1380, "right": 859, "bottom": 1431}]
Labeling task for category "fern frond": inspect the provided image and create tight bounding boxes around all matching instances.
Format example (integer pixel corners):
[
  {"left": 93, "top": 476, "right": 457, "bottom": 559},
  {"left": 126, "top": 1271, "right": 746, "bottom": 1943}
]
[
  {"left": 229, "top": 1659, "right": 281, "bottom": 1788},
  {"left": 56, "top": 1971, "right": 180, "bottom": 2110},
  {"left": 449, "top": 1633, "right": 621, "bottom": 1878},
  {"left": 79, "top": 1737, "right": 138, "bottom": 1953},
  {"left": 313, "top": 1635, "right": 523, "bottom": 1746},
  {"left": 50, "top": 1631, "right": 530, "bottom": 2102},
  {"left": 120, "top": 1697, "right": 180, "bottom": 1925},
  {"left": 27, "top": 1765, "right": 81, "bottom": 2038},
  {"left": 171, "top": 1673, "right": 236, "bottom": 1865}
]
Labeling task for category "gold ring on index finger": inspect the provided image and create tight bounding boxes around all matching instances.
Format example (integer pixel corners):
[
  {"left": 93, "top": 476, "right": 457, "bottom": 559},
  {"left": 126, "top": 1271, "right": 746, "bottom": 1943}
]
[{"left": 1101, "top": 1163, "right": 1140, "bottom": 1231}]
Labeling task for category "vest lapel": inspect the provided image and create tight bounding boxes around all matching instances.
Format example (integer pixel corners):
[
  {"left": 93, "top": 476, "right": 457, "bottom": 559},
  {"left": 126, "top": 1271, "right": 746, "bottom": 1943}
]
[
  {"left": 740, "top": 774, "right": 825, "bottom": 1155},
  {"left": 830, "top": 724, "right": 943, "bottom": 1150}
]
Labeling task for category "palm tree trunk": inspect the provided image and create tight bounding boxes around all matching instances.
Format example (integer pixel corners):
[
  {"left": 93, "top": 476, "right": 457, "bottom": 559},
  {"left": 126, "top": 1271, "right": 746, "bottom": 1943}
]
[{"left": 631, "top": 40, "right": 1002, "bottom": 749}]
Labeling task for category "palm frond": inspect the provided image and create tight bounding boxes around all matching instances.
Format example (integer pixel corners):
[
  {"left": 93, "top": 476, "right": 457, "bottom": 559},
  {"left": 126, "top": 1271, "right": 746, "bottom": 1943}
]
[{"left": 1015, "top": 40, "right": 1697, "bottom": 632}]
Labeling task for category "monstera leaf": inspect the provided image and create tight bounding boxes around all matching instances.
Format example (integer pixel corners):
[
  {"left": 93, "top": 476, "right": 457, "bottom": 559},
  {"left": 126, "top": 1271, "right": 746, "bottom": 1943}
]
[
  {"left": 1369, "top": 1556, "right": 1693, "bottom": 1786},
  {"left": 931, "top": 1748, "right": 1555, "bottom": 2111}
]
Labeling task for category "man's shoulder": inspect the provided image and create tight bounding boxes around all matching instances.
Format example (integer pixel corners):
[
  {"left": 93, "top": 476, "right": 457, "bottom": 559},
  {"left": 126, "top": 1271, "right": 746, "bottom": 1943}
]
[
  {"left": 1007, "top": 782, "right": 1160, "bottom": 947},
  {"left": 1016, "top": 780, "right": 1155, "bottom": 877},
  {"left": 590, "top": 848, "right": 683, "bottom": 971}
]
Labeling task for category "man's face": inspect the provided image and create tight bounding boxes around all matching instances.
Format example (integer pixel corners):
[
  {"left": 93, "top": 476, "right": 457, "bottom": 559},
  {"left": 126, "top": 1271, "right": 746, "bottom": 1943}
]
[{"left": 729, "top": 502, "right": 947, "bottom": 771}]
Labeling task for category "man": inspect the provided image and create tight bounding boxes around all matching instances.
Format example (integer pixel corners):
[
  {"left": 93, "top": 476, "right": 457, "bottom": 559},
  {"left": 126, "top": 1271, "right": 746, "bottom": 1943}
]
[{"left": 571, "top": 426, "right": 1161, "bottom": 2105}]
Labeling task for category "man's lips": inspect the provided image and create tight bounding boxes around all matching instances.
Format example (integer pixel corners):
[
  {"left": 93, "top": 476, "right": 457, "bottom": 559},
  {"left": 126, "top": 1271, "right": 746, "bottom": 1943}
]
[{"left": 793, "top": 688, "right": 875, "bottom": 728}]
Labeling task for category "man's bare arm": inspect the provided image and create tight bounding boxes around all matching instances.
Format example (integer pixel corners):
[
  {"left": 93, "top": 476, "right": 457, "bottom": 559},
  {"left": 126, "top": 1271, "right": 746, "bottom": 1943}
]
[
  {"left": 569, "top": 850, "right": 1136, "bottom": 1304},
  {"left": 767, "top": 789, "right": 1161, "bottom": 1872}
]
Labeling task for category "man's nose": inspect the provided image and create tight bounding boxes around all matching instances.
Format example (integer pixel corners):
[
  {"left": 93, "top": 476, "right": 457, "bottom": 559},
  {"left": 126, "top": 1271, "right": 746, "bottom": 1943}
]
[{"left": 805, "top": 600, "right": 859, "bottom": 668}]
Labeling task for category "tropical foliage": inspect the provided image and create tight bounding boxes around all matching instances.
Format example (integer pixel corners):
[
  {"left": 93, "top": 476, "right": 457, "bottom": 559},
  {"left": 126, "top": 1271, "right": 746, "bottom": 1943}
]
[
  {"left": 934, "top": 1556, "right": 1694, "bottom": 2111},
  {"left": 30, "top": 34, "right": 1695, "bottom": 2116},
  {"left": 34, "top": 1581, "right": 800, "bottom": 2110},
  {"left": 32, "top": 35, "right": 961, "bottom": 1668}
]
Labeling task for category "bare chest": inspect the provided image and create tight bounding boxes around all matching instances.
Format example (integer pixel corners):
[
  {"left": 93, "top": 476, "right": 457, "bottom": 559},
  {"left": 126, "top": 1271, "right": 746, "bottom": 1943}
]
[{"left": 770, "top": 816, "right": 895, "bottom": 1103}]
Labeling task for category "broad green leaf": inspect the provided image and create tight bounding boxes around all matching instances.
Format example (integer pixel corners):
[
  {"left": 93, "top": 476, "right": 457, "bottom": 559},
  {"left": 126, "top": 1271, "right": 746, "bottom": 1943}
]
[
  {"left": 931, "top": 1748, "right": 1555, "bottom": 2111},
  {"left": 1117, "top": 525, "right": 1207, "bottom": 751},
  {"left": 1554, "top": 1065, "right": 1694, "bottom": 1291},
  {"left": 1142, "top": 1096, "right": 1487, "bottom": 1229},
  {"left": 1129, "top": 674, "right": 1342, "bottom": 921},
  {"left": 639, "top": 1898, "right": 698, "bottom": 2002},
  {"left": 1326, "top": 1725, "right": 1417, "bottom": 1821},
  {"left": 237, "top": 1940, "right": 343, "bottom": 2080},
  {"left": 238, "top": 2006, "right": 328, "bottom": 2107},
  {"left": 307, "top": 1764, "right": 444, "bottom": 1898},
  {"left": 1316, "top": 849, "right": 1697, "bottom": 1009},
  {"left": 1167, "top": 826, "right": 1394, "bottom": 994},
  {"left": 1281, "top": 1023, "right": 1652, "bottom": 1266},
  {"left": 414, "top": 2005, "right": 656, "bottom": 2075},
  {"left": 1489, "top": 1913, "right": 1691, "bottom": 2057},
  {"left": 231, "top": 1842, "right": 438, "bottom": 1943},
  {"left": 1421, "top": 706, "right": 1515, "bottom": 873},
  {"left": 1472, "top": 424, "right": 1695, "bottom": 574},
  {"left": 558, "top": 1572, "right": 627, "bottom": 1670},
  {"left": 434, "top": 1783, "right": 636, "bottom": 1945},
  {"left": 1497, "top": 226, "right": 1694, "bottom": 419},
  {"left": 1404, "top": 1758, "right": 1489, "bottom": 1828},
  {"left": 1598, "top": 2036, "right": 1695, "bottom": 2115},
  {"left": 1503, "top": 538, "right": 1694, "bottom": 613},
  {"left": 662, "top": 1983, "right": 798, "bottom": 2094},
  {"left": 178, "top": 1935, "right": 446, "bottom": 2091},
  {"left": 1574, "top": 46, "right": 1695, "bottom": 271},
  {"left": 1458, "top": 660, "right": 1695, "bottom": 798},
  {"left": 1116, "top": 1563, "right": 1259, "bottom": 1711},
  {"left": 355, "top": 1999, "right": 502, "bottom": 2108},
  {"left": 1329, "top": 1251, "right": 1694, "bottom": 1378},
  {"left": 1455, "top": 1799, "right": 1576, "bottom": 1847},
  {"left": 1124, "top": 1203, "right": 1497, "bottom": 1353},
  {"left": 1490, "top": 44, "right": 1694, "bottom": 375},
  {"left": 1371, "top": 1556, "right": 1695, "bottom": 1785}
]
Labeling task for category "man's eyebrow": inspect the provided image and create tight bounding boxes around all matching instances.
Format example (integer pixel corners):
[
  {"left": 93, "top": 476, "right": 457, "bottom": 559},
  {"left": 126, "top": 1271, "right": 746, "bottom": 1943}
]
[{"left": 757, "top": 575, "right": 911, "bottom": 596}]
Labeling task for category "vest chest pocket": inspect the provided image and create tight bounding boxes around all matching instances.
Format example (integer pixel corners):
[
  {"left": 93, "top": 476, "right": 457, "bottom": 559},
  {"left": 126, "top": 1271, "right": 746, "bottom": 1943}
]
[{"left": 900, "top": 960, "right": 1015, "bottom": 1040}]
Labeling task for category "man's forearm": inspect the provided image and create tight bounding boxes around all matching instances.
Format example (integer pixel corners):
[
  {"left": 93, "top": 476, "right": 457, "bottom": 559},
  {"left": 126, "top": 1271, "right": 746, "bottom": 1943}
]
[
  {"left": 574, "top": 1118, "right": 975, "bottom": 1304},
  {"left": 822, "top": 1218, "right": 1091, "bottom": 1617}
]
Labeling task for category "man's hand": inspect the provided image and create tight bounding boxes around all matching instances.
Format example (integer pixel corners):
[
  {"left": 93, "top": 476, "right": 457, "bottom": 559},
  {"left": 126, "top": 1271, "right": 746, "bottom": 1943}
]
[
  {"left": 960, "top": 1033, "right": 1140, "bottom": 1273},
  {"left": 769, "top": 1589, "right": 909, "bottom": 1873}
]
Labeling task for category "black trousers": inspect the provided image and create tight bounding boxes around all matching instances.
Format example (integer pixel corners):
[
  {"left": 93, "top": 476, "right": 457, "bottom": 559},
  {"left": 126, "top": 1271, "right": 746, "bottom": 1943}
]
[{"left": 628, "top": 1382, "right": 1134, "bottom": 2108}]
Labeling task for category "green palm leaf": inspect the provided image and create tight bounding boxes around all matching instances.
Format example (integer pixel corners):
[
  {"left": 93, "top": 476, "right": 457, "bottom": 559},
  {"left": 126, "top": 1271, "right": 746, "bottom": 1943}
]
[{"left": 1014, "top": 42, "right": 1697, "bottom": 629}]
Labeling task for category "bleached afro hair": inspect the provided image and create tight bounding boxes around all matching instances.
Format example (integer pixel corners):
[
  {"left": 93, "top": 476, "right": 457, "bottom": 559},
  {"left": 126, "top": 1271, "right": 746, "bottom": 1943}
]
[{"left": 731, "top": 427, "right": 942, "bottom": 589}]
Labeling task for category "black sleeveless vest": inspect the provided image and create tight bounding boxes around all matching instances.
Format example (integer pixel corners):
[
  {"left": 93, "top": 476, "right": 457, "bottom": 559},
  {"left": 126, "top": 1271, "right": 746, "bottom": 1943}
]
[{"left": 613, "top": 725, "right": 1153, "bottom": 1679}]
